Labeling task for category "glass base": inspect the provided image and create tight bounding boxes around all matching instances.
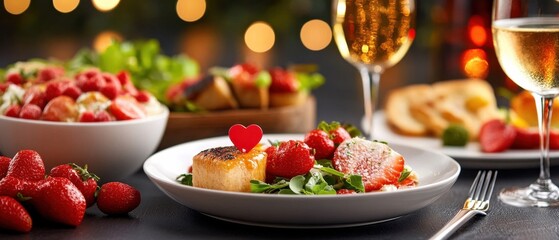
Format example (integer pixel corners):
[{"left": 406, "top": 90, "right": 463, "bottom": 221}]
[{"left": 499, "top": 181, "right": 559, "bottom": 207}]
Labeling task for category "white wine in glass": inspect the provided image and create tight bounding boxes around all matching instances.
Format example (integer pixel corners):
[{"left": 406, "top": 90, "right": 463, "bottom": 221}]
[
  {"left": 493, "top": 0, "right": 559, "bottom": 207},
  {"left": 332, "top": 0, "right": 415, "bottom": 139}
]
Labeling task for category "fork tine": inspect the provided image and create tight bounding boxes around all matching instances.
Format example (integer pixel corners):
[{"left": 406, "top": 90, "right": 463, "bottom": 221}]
[
  {"left": 478, "top": 171, "right": 492, "bottom": 202},
  {"left": 486, "top": 171, "right": 498, "bottom": 202},
  {"left": 468, "top": 171, "right": 482, "bottom": 198},
  {"left": 472, "top": 171, "right": 486, "bottom": 201}
]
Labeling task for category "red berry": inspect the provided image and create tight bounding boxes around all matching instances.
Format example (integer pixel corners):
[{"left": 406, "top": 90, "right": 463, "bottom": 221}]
[
  {"left": 97, "top": 182, "right": 141, "bottom": 215},
  {"left": 0, "top": 176, "right": 28, "bottom": 198},
  {"left": 94, "top": 111, "right": 112, "bottom": 122},
  {"left": 269, "top": 67, "right": 298, "bottom": 93},
  {"left": 81, "top": 74, "right": 106, "bottom": 92},
  {"left": 78, "top": 111, "right": 96, "bottom": 122},
  {"left": 336, "top": 189, "right": 357, "bottom": 195},
  {"left": 37, "top": 67, "right": 64, "bottom": 82},
  {"left": 63, "top": 85, "right": 82, "bottom": 100},
  {"left": 330, "top": 127, "right": 352, "bottom": 146},
  {"left": 5, "top": 73, "right": 24, "bottom": 85},
  {"left": 19, "top": 104, "right": 42, "bottom": 120},
  {"left": 479, "top": 119, "right": 517, "bottom": 153},
  {"left": 30, "top": 177, "right": 86, "bottom": 227},
  {"left": 0, "top": 196, "right": 32, "bottom": 233},
  {"left": 135, "top": 90, "right": 151, "bottom": 103},
  {"left": 0, "top": 156, "right": 10, "bottom": 179},
  {"left": 100, "top": 82, "right": 119, "bottom": 100},
  {"left": 50, "top": 163, "right": 100, "bottom": 208},
  {"left": 22, "top": 85, "right": 47, "bottom": 109},
  {"left": 45, "top": 80, "right": 69, "bottom": 101},
  {"left": 4, "top": 104, "right": 21, "bottom": 118},
  {"left": 304, "top": 129, "right": 335, "bottom": 160},
  {"left": 266, "top": 140, "right": 315, "bottom": 178},
  {"left": 228, "top": 63, "right": 260, "bottom": 88},
  {"left": 109, "top": 96, "right": 146, "bottom": 121},
  {"left": 6, "top": 150, "right": 45, "bottom": 182}
]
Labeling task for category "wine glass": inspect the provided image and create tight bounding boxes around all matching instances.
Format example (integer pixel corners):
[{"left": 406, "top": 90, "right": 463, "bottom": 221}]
[
  {"left": 332, "top": 0, "right": 416, "bottom": 139},
  {"left": 492, "top": 0, "right": 559, "bottom": 207}
]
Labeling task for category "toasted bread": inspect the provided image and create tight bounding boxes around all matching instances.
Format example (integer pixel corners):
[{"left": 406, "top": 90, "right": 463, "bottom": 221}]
[
  {"left": 384, "top": 79, "right": 500, "bottom": 140},
  {"left": 192, "top": 145, "right": 266, "bottom": 192},
  {"left": 269, "top": 91, "right": 308, "bottom": 107},
  {"left": 230, "top": 84, "right": 269, "bottom": 109},
  {"left": 191, "top": 76, "right": 239, "bottom": 111}
]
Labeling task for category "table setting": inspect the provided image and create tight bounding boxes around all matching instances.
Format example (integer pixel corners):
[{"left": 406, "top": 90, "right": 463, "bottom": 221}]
[{"left": 1, "top": 0, "right": 559, "bottom": 239}]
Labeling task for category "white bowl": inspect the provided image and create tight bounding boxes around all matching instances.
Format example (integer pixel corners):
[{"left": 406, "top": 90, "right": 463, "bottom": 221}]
[
  {"left": 144, "top": 134, "right": 461, "bottom": 228},
  {"left": 0, "top": 107, "right": 169, "bottom": 181}
]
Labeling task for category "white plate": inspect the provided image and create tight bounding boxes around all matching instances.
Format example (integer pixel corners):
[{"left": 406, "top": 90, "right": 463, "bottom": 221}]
[
  {"left": 143, "top": 134, "right": 460, "bottom": 228},
  {"left": 373, "top": 112, "right": 559, "bottom": 169}
]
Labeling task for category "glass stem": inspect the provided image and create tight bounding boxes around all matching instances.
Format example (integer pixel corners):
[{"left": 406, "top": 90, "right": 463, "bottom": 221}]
[
  {"left": 358, "top": 67, "right": 381, "bottom": 140},
  {"left": 533, "top": 93, "right": 555, "bottom": 186}
]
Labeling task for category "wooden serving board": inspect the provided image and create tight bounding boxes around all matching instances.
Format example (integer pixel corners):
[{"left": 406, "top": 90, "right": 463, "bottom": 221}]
[{"left": 157, "top": 96, "right": 316, "bottom": 149}]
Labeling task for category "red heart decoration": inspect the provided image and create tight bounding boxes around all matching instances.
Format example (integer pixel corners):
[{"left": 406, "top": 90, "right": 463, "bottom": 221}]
[{"left": 228, "top": 124, "right": 263, "bottom": 153}]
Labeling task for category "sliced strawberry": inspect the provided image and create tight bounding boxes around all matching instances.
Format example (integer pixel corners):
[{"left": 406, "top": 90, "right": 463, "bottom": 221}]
[
  {"left": 22, "top": 85, "right": 47, "bottom": 109},
  {"left": 19, "top": 104, "right": 42, "bottom": 120},
  {"left": 479, "top": 119, "right": 517, "bottom": 153},
  {"left": 511, "top": 127, "right": 539, "bottom": 149},
  {"left": 109, "top": 96, "right": 146, "bottom": 121},
  {"left": 333, "top": 138, "right": 405, "bottom": 192},
  {"left": 0, "top": 196, "right": 32, "bottom": 233}
]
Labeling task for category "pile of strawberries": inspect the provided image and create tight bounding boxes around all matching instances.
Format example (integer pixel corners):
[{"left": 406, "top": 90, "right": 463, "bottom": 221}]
[
  {"left": 264, "top": 122, "right": 352, "bottom": 183},
  {"left": 0, "top": 150, "right": 141, "bottom": 233}
]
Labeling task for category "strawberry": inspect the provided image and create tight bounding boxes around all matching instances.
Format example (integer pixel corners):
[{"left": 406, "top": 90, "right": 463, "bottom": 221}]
[
  {"left": 116, "top": 71, "right": 138, "bottom": 96},
  {"left": 269, "top": 67, "right": 299, "bottom": 93},
  {"left": 22, "top": 85, "right": 47, "bottom": 109},
  {"left": 41, "top": 95, "right": 79, "bottom": 122},
  {"left": 266, "top": 140, "right": 315, "bottom": 178},
  {"left": 5, "top": 72, "right": 24, "bottom": 85},
  {"left": 304, "top": 129, "right": 335, "bottom": 160},
  {"left": 0, "top": 176, "right": 32, "bottom": 198},
  {"left": 0, "top": 196, "right": 32, "bottom": 233},
  {"left": 7, "top": 150, "right": 45, "bottom": 182},
  {"left": 49, "top": 163, "right": 100, "bottom": 208},
  {"left": 333, "top": 138, "right": 405, "bottom": 192},
  {"left": 96, "top": 182, "right": 141, "bottom": 215},
  {"left": 329, "top": 126, "right": 352, "bottom": 146},
  {"left": 109, "top": 96, "right": 146, "bottom": 120},
  {"left": 511, "top": 127, "right": 539, "bottom": 149},
  {"left": 78, "top": 111, "right": 96, "bottom": 122},
  {"left": 62, "top": 85, "right": 82, "bottom": 100},
  {"left": 336, "top": 189, "right": 357, "bottom": 195},
  {"left": 228, "top": 63, "right": 260, "bottom": 88},
  {"left": 479, "top": 119, "right": 517, "bottom": 153},
  {"left": 30, "top": 177, "right": 86, "bottom": 227},
  {"left": 19, "top": 104, "right": 42, "bottom": 120},
  {"left": 36, "top": 67, "right": 64, "bottom": 82},
  {"left": 0, "top": 156, "right": 10, "bottom": 179},
  {"left": 4, "top": 104, "right": 21, "bottom": 118}
]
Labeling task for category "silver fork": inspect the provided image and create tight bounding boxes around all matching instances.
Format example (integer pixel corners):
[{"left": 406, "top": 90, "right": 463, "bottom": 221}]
[{"left": 429, "top": 170, "right": 498, "bottom": 240}]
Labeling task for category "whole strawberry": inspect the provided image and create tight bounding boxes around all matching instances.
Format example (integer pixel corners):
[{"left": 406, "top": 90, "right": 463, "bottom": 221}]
[
  {"left": 0, "top": 156, "right": 11, "bottom": 179},
  {"left": 266, "top": 140, "right": 315, "bottom": 178},
  {"left": 30, "top": 177, "right": 86, "bottom": 227},
  {"left": 304, "top": 129, "right": 335, "bottom": 160},
  {"left": 269, "top": 67, "right": 299, "bottom": 93},
  {"left": 0, "top": 176, "right": 34, "bottom": 198},
  {"left": 50, "top": 163, "right": 100, "bottom": 208},
  {"left": 7, "top": 150, "right": 45, "bottom": 182},
  {"left": 329, "top": 125, "right": 352, "bottom": 146},
  {"left": 0, "top": 196, "right": 32, "bottom": 233},
  {"left": 97, "top": 182, "right": 141, "bottom": 215}
]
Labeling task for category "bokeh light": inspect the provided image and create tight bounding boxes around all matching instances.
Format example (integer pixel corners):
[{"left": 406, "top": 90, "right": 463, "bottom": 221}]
[
  {"left": 53, "top": 0, "right": 80, "bottom": 13},
  {"left": 176, "top": 0, "right": 206, "bottom": 22},
  {"left": 300, "top": 19, "right": 332, "bottom": 51},
  {"left": 462, "top": 48, "right": 488, "bottom": 79},
  {"left": 92, "top": 0, "right": 120, "bottom": 12},
  {"left": 4, "top": 0, "right": 30, "bottom": 15},
  {"left": 244, "top": 22, "right": 275, "bottom": 53},
  {"left": 93, "top": 31, "right": 123, "bottom": 53}
]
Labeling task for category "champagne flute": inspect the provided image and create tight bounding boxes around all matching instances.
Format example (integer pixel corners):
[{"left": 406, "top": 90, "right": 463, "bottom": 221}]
[
  {"left": 332, "top": 0, "right": 415, "bottom": 139},
  {"left": 492, "top": 0, "right": 559, "bottom": 207}
]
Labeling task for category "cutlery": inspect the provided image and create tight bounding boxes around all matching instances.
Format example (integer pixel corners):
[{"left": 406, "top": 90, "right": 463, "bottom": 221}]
[{"left": 430, "top": 170, "right": 498, "bottom": 240}]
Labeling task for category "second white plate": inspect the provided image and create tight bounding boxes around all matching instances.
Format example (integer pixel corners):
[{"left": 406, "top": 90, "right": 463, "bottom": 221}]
[{"left": 373, "top": 111, "right": 559, "bottom": 169}]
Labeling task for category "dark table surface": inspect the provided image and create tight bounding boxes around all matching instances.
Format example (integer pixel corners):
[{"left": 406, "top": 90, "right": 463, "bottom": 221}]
[{"left": 2, "top": 163, "right": 559, "bottom": 240}]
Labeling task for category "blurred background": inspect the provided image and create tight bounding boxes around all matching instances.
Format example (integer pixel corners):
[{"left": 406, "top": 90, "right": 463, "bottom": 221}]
[{"left": 0, "top": 0, "right": 511, "bottom": 127}]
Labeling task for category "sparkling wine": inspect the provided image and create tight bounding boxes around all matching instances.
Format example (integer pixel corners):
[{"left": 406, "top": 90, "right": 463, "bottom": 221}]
[
  {"left": 333, "top": 0, "right": 415, "bottom": 71},
  {"left": 493, "top": 18, "right": 559, "bottom": 94}
]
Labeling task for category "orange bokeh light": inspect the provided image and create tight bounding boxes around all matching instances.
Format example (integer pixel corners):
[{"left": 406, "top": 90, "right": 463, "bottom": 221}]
[
  {"left": 468, "top": 15, "right": 487, "bottom": 47},
  {"left": 462, "top": 48, "right": 488, "bottom": 79}
]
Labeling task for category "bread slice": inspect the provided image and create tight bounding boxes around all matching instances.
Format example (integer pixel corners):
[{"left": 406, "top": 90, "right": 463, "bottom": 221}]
[
  {"left": 384, "top": 84, "right": 432, "bottom": 136},
  {"left": 190, "top": 76, "right": 239, "bottom": 111},
  {"left": 192, "top": 145, "right": 266, "bottom": 192},
  {"left": 230, "top": 83, "right": 269, "bottom": 109},
  {"left": 269, "top": 91, "right": 308, "bottom": 107}
]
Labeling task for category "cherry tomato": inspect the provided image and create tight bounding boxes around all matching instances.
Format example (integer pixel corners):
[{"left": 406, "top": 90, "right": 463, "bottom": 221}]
[
  {"left": 109, "top": 96, "right": 146, "bottom": 121},
  {"left": 479, "top": 119, "right": 517, "bottom": 153}
]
